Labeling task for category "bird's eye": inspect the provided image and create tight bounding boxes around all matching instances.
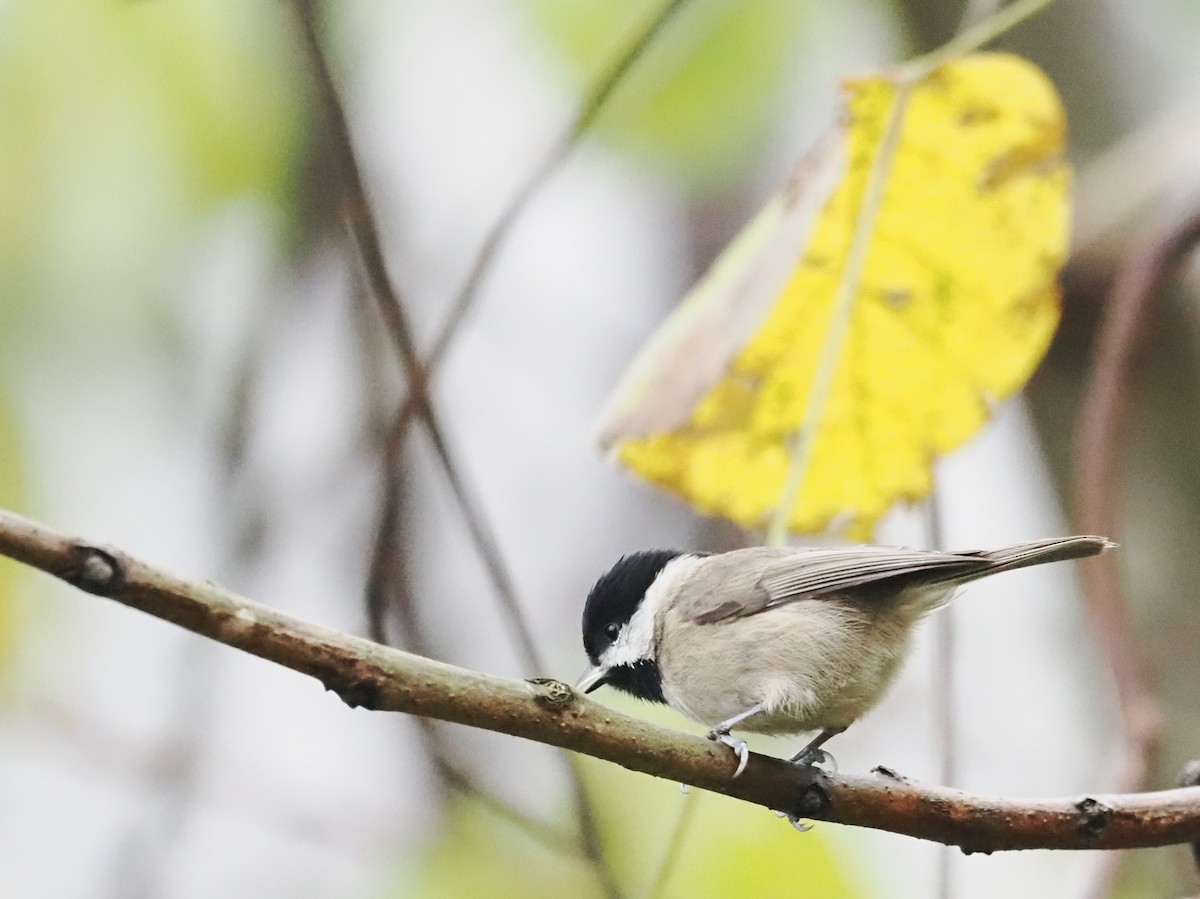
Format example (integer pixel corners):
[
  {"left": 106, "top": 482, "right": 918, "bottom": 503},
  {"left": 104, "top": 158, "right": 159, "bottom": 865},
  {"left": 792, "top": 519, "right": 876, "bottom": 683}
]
[{"left": 603, "top": 622, "right": 621, "bottom": 641}]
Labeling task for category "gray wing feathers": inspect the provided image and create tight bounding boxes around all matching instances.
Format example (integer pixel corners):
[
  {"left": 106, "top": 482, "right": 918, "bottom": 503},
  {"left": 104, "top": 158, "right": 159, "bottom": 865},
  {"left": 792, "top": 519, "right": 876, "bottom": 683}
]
[
  {"left": 758, "top": 547, "right": 984, "bottom": 603},
  {"left": 757, "top": 536, "right": 1113, "bottom": 607}
]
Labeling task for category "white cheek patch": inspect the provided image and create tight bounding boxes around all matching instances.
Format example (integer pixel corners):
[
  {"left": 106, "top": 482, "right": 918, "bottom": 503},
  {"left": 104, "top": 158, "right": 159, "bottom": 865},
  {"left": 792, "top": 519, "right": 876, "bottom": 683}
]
[
  {"left": 600, "top": 601, "right": 656, "bottom": 668},
  {"left": 598, "top": 554, "right": 705, "bottom": 669}
]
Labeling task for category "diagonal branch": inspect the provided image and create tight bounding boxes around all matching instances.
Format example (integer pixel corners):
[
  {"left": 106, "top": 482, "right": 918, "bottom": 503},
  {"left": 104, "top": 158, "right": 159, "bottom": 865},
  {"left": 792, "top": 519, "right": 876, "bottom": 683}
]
[
  {"left": 363, "top": 0, "right": 693, "bottom": 530},
  {"left": 295, "top": 2, "right": 543, "bottom": 672},
  {"left": 5, "top": 506, "right": 1200, "bottom": 854},
  {"left": 425, "top": 0, "right": 691, "bottom": 370},
  {"left": 294, "top": 6, "right": 618, "bottom": 892}
]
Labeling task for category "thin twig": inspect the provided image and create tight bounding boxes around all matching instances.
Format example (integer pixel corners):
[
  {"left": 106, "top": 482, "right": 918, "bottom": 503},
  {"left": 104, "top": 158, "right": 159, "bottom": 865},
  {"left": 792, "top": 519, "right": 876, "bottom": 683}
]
[
  {"left": 294, "top": 6, "right": 620, "bottom": 893},
  {"left": 383, "top": 0, "right": 692, "bottom": 481},
  {"left": 110, "top": 292, "right": 287, "bottom": 898},
  {"left": 3, "top": 507, "right": 1200, "bottom": 852},
  {"left": 1073, "top": 203, "right": 1200, "bottom": 898},
  {"left": 425, "top": 0, "right": 691, "bottom": 369},
  {"left": 363, "top": 406, "right": 412, "bottom": 647},
  {"left": 360, "top": 413, "right": 573, "bottom": 855},
  {"left": 899, "top": 0, "right": 1059, "bottom": 81},
  {"left": 295, "top": 0, "right": 541, "bottom": 681}
]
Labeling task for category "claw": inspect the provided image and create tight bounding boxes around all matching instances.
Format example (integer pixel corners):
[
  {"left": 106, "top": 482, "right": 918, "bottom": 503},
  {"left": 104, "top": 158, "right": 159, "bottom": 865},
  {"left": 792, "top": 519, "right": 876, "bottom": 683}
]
[
  {"left": 772, "top": 810, "right": 814, "bottom": 832},
  {"left": 707, "top": 729, "right": 750, "bottom": 777},
  {"left": 789, "top": 746, "right": 838, "bottom": 773},
  {"left": 787, "top": 816, "right": 814, "bottom": 832}
]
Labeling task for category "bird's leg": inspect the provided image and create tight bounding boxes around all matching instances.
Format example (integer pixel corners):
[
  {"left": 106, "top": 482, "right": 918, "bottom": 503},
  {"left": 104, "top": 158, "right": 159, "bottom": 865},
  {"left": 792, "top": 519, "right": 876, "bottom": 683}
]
[
  {"left": 789, "top": 726, "right": 846, "bottom": 771},
  {"left": 775, "top": 726, "right": 847, "bottom": 832},
  {"left": 706, "top": 704, "right": 765, "bottom": 778}
]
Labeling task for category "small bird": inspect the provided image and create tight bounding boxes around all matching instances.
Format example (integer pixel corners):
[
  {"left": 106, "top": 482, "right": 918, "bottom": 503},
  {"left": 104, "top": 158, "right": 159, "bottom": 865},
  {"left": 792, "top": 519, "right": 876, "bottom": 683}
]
[{"left": 577, "top": 536, "right": 1114, "bottom": 777}]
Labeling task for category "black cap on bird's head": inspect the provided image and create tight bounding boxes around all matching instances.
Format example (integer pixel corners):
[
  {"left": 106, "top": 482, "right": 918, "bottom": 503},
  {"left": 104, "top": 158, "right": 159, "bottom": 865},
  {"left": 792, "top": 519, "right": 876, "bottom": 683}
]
[{"left": 576, "top": 549, "right": 685, "bottom": 704}]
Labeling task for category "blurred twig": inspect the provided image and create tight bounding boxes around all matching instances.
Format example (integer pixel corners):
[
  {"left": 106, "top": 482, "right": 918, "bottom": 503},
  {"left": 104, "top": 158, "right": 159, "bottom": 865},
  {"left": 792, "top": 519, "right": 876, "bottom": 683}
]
[
  {"left": 4, "top": 506, "right": 1200, "bottom": 853},
  {"left": 296, "top": 3, "right": 541, "bottom": 670},
  {"left": 110, "top": 286, "right": 285, "bottom": 899},
  {"left": 368, "top": 0, "right": 691, "bottom": 533},
  {"left": 294, "top": 4, "right": 638, "bottom": 894},
  {"left": 1074, "top": 203, "right": 1200, "bottom": 897},
  {"left": 425, "top": 0, "right": 690, "bottom": 369},
  {"left": 350, "top": 369, "right": 574, "bottom": 854}
]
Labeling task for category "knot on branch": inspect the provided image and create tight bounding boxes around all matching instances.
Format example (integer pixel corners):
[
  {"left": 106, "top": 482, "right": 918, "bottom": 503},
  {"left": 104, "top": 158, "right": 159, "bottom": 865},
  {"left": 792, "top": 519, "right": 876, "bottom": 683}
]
[
  {"left": 326, "top": 662, "right": 384, "bottom": 710},
  {"left": 793, "top": 777, "right": 831, "bottom": 819},
  {"left": 330, "top": 678, "right": 381, "bottom": 710},
  {"left": 527, "top": 678, "right": 576, "bottom": 711},
  {"left": 1075, "top": 797, "right": 1113, "bottom": 838},
  {"left": 62, "top": 546, "right": 123, "bottom": 595}
]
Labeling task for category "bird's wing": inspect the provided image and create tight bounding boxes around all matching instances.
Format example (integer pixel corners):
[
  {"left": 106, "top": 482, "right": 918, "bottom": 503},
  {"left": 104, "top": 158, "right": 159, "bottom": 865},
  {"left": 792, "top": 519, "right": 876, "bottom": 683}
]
[
  {"left": 679, "top": 545, "right": 988, "bottom": 624},
  {"left": 758, "top": 546, "right": 990, "bottom": 605},
  {"left": 678, "top": 538, "right": 1112, "bottom": 624}
]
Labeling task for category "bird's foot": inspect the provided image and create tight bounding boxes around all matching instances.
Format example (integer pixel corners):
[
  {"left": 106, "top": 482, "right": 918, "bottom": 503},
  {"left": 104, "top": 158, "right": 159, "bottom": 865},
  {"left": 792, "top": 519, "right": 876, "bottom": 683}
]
[
  {"left": 789, "top": 746, "right": 837, "bottom": 773},
  {"left": 706, "top": 728, "right": 750, "bottom": 778},
  {"left": 773, "top": 810, "right": 815, "bottom": 832}
]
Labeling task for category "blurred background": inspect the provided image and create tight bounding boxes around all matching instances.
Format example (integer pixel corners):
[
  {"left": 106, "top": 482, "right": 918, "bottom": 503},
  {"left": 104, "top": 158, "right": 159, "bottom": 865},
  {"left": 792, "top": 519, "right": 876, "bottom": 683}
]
[{"left": 1, "top": 0, "right": 1199, "bottom": 897}]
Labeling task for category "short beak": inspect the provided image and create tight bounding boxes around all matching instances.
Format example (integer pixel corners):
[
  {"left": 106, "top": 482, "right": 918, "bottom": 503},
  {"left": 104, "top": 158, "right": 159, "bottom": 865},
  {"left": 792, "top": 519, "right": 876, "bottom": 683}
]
[{"left": 575, "top": 664, "right": 609, "bottom": 694}]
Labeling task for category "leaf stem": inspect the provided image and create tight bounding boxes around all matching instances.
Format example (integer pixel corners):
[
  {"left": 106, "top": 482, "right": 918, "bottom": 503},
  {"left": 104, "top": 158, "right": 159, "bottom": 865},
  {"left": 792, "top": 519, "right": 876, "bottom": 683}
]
[
  {"left": 900, "top": 0, "right": 1059, "bottom": 82},
  {"left": 765, "top": 81, "right": 912, "bottom": 546},
  {"left": 765, "top": 0, "right": 1059, "bottom": 544}
]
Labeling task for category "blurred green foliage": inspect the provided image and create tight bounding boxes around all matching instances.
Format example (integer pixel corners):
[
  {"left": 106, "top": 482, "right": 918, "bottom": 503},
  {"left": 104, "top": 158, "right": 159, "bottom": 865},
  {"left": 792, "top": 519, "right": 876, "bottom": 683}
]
[
  {"left": 393, "top": 714, "right": 861, "bottom": 898},
  {"left": 0, "top": 0, "right": 307, "bottom": 339},
  {"left": 516, "top": 0, "right": 812, "bottom": 192},
  {"left": 584, "top": 755, "right": 860, "bottom": 899}
]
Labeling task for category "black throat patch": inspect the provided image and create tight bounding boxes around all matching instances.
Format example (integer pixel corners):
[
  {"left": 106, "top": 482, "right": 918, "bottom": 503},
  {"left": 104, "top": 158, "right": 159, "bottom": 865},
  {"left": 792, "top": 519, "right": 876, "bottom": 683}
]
[{"left": 604, "top": 658, "right": 666, "bottom": 704}]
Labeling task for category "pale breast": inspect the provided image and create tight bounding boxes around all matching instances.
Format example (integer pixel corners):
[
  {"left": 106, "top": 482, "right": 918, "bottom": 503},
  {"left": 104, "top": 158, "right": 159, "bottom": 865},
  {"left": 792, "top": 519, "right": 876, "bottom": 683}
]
[{"left": 656, "top": 598, "right": 912, "bottom": 735}]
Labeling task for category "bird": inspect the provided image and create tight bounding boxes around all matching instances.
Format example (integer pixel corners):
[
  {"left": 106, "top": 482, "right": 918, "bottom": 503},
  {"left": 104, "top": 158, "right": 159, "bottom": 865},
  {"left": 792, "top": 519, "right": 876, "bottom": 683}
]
[{"left": 576, "top": 536, "right": 1114, "bottom": 778}]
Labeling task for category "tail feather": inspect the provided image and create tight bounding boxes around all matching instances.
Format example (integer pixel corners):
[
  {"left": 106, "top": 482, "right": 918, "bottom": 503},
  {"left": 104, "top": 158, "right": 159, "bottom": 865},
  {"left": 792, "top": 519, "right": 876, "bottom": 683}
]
[{"left": 960, "top": 535, "right": 1115, "bottom": 581}]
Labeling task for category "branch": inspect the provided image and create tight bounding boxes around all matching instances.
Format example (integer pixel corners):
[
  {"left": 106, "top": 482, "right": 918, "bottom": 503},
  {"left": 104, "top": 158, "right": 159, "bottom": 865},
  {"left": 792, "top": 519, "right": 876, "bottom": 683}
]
[
  {"left": 1071, "top": 199, "right": 1200, "bottom": 899},
  {"left": 1075, "top": 203, "right": 1200, "bottom": 787},
  {"left": 294, "top": 7, "right": 620, "bottom": 891},
  {"left": 5, "top": 507, "right": 1200, "bottom": 853},
  {"left": 424, "top": 0, "right": 691, "bottom": 370},
  {"left": 294, "top": 1, "right": 544, "bottom": 673}
]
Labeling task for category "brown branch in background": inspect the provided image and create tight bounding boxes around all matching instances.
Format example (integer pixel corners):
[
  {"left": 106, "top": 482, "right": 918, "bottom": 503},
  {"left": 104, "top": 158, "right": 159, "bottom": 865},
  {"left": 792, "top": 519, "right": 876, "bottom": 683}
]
[
  {"left": 347, "top": 296, "right": 568, "bottom": 851},
  {"left": 112, "top": 294, "right": 287, "bottom": 899},
  {"left": 1074, "top": 203, "right": 1200, "bottom": 897},
  {"left": 425, "top": 0, "right": 691, "bottom": 369},
  {"left": 366, "top": 0, "right": 692, "bottom": 524},
  {"left": 4, "top": 507, "right": 1200, "bottom": 853},
  {"left": 293, "top": 4, "right": 641, "bottom": 892},
  {"left": 294, "top": 2, "right": 543, "bottom": 672},
  {"left": 357, "top": 390, "right": 573, "bottom": 854},
  {"left": 363, "top": 406, "right": 413, "bottom": 647}
]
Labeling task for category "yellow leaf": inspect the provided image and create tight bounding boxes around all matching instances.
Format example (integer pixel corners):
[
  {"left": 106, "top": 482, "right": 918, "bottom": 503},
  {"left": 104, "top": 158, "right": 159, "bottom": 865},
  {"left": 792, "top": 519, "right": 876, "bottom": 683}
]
[{"left": 598, "top": 52, "right": 1070, "bottom": 538}]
